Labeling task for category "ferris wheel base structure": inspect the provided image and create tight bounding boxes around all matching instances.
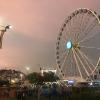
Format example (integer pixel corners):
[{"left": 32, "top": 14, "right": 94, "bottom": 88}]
[
  {"left": 56, "top": 8, "right": 100, "bottom": 82},
  {"left": 63, "top": 76, "right": 86, "bottom": 82}
]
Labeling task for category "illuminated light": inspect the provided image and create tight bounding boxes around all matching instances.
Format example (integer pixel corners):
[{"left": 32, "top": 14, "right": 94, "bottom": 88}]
[
  {"left": 20, "top": 74, "right": 23, "bottom": 77},
  {"left": 66, "top": 41, "right": 72, "bottom": 49},
  {"left": 6, "top": 25, "right": 12, "bottom": 29},
  {"left": 89, "top": 82, "right": 93, "bottom": 86},
  {"left": 26, "top": 67, "right": 30, "bottom": 71},
  {"left": 68, "top": 80, "right": 74, "bottom": 84},
  {"left": 8, "top": 25, "right": 13, "bottom": 29},
  {"left": 11, "top": 79, "right": 15, "bottom": 83},
  {"left": 20, "top": 74, "right": 23, "bottom": 80},
  {"left": 41, "top": 69, "right": 57, "bottom": 75}
]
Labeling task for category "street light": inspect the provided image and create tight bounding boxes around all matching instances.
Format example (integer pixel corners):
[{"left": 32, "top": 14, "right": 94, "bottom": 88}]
[
  {"left": 20, "top": 73, "right": 23, "bottom": 84},
  {"left": 5, "top": 25, "right": 12, "bottom": 30},
  {"left": 26, "top": 67, "right": 30, "bottom": 71},
  {"left": 20, "top": 73, "right": 23, "bottom": 80},
  {"left": 26, "top": 67, "right": 30, "bottom": 74},
  {"left": 0, "top": 25, "right": 12, "bottom": 48}
]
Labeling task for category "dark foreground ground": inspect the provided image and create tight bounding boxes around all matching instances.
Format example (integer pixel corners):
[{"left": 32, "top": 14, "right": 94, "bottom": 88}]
[
  {"left": 11, "top": 93, "right": 100, "bottom": 100},
  {"left": 10, "top": 87, "right": 100, "bottom": 100},
  {"left": 0, "top": 87, "right": 100, "bottom": 100}
]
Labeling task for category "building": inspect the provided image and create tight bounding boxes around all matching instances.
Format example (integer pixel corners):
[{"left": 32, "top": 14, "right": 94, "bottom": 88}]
[{"left": 40, "top": 67, "right": 57, "bottom": 76}]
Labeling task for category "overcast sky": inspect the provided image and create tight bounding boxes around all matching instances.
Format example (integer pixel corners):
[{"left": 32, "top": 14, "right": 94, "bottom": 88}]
[{"left": 0, "top": 0, "right": 99, "bottom": 73}]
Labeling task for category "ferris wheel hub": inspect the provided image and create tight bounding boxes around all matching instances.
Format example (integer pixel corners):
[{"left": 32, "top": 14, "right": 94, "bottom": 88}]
[
  {"left": 66, "top": 40, "right": 72, "bottom": 49},
  {"left": 73, "top": 42, "right": 80, "bottom": 49},
  {"left": 66, "top": 41, "right": 80, "bottom": 50}
]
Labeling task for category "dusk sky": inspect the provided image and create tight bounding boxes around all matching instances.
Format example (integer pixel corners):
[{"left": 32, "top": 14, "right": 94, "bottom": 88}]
[{"left": 0, "top": 0, "right": 99, "bottom": 73}]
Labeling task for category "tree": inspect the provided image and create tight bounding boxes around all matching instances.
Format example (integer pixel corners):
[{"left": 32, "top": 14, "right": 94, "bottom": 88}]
[
  {"left": 43, "top": 71, "right": 59, "bottom": 82},
  {"left": 27, "top": 72, "right": 44, "bottom": 85},
  {"left": 27, "top": 72, "right": 59, "bottom": 84}
]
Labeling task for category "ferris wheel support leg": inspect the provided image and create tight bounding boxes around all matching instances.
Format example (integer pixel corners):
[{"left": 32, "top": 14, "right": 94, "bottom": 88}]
[
  {"left": 80, "top": 50, "right": 95, "bottom": 69},
  {"left": 72, "top": 48, "right": 83, "bottom": 79},
  {"left": 74, "top": 49, "right": 90, "bottom": 78},
  {"left": 92, "top": 57, "right": 100, "bottom": 75},
  {"left": 77, "top": 49, "right": 93, "bottom": 72}
]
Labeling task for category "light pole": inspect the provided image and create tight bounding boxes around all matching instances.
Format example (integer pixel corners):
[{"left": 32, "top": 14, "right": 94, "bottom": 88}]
[
  {"left": 20, "top": 73, "right": 23, "bottom": 80},
  {"left": 0, "top": 25, "right": 12, "bottom": 48},
  {"left": 20, "top": 73, "right": 23, "bottom": 84}
]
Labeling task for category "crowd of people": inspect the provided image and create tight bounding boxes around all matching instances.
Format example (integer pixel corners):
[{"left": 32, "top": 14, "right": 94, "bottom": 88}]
[
  {"left": 0, "top": 82, "right": 99, "bottom": 100},
  {"left": 15, "top": 83, "right": 73, "bottom": 100}
]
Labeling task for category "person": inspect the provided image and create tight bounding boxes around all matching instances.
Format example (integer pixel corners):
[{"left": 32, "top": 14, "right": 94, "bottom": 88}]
[
  {"left": 4, "top": 89, "right": 9, "bottom": 97},
  {"left": 38, "top": 86, "right": 42, "bottom": 100},
  {"left": 16, "top": 90, "right": 21, "bottom": 100},
  {"left": 66, "top": 86, "right": 72, "bottom": 100}
]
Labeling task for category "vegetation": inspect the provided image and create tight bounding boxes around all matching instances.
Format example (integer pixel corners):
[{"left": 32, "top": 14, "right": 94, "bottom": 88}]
[
  {"left": 43, "top": 71, "right": 59, "bottom": 82},
  {"left": 0, "top": 79, "right": 9, "bottom": 86},
  {"left": 27, "top": 72, "right": 44, "bottom": 85},
  {"left": 27, "top": 72, "right": 59, "bottom": 84}
]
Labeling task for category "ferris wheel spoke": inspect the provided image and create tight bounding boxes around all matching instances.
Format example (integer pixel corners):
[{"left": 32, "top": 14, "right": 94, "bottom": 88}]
[
  {"left": 60, "top": 39, "right": 67, "bottom": 51},
  {"left": 81, "top": 13, "right": 91, "bottom": 32},
  {"left": 79, "top": 20, "right": 97, "bottom": 43},
  {"left": 78, "top": 13, "right": 85, "bottom": 31},
  {"left": 67, "top": 50, "right": 74, "bottom": 76},
  {"left": 67, "top": 18, "right": 73, "bottom": 37},
  {"left": 77, "top": 49, "right": 93, "bottom": 72},
  {"left": 78, "top": 49, "right": 95, "bottom": 69},
  {"left": 61, "top": 24, "right": 71, "bottom": 42},
  {"left": 80, "top": 12, "right": 88, "bottom": 30},
  {"left": 62, "top": 51, "right": 72, "bottom": 76},
  {"left": 60, "top": 50, "right": 68, "bottom": 61},
  {"left": 91, "top": 57, "right": 100, "bottom": 75},
  {"left": 73, "top": 12, "right": 90, "bottom": 42},
  {"left": 72, "top": 48, "right": 83, "bottom": 79},
  {"left": 61, "top": 27, "right": 68, "bottom": 41},
  {"left": 70, "top": 52, "right": 73, "bottom": 76},
  {"left": 80, "top": 13, "right": 87, "bottom": 31},
  {"left": 76, "top": 13, "right": 97, "bottom": 43},
  {"left": 80, "top": 31, "right": 99, "bottom": 44},
  {"left": 71, "top": 14, "right": 82, "bottom": 41},
  {"left": 67, "top": 15, "right": 79, "bottom": 41},
  {"left": 71, "top": 51, "right": 77, "bottom": 76},
  {"left": 80, "top": 45, "right": 100, "bottom": 50},
  {"left": 85, "top": 20, "right": 97, "bottom": 35},
  {"left": 74, "top": 49, "right": 90, "bottom": 77},
  {"left": 78, "top": 13, "right": 90, "bottom": 41},
  {"left": 60, "top": 41, "right": 66, "bottom": 51},
  {"left": 63, "top": 33, "right": 69, "bottom": 44},
  {"left": 60, "top": 50, "right": 70, "bottom": 70},
  {"left": 62, "top": 33, "right": 67, "bottom": 42}
]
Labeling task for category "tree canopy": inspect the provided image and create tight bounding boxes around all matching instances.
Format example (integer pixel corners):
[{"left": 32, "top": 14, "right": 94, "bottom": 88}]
[{"left": 27, "top": 72, "right": 59, "bottom": 84}]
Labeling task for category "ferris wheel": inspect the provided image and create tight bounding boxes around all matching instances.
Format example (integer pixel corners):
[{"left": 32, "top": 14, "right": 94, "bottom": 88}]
[{"left": 56, "top": 8, "right": 100, "bottom": 81}]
